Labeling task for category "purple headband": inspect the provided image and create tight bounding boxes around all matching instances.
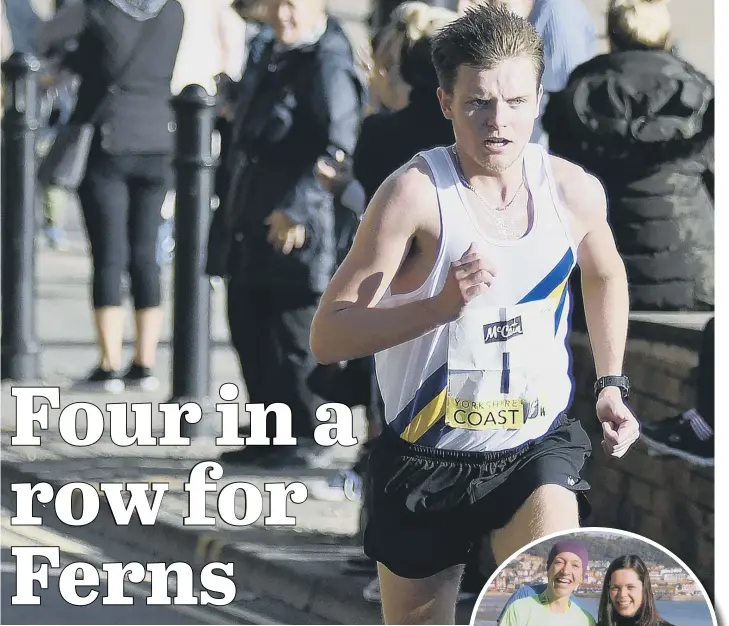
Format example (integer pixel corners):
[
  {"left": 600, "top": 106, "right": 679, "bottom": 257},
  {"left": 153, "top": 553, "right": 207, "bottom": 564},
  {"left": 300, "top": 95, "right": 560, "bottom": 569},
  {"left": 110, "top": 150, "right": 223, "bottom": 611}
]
[{"left": 547, "top": 540, "right": 589, "bottom": 572}]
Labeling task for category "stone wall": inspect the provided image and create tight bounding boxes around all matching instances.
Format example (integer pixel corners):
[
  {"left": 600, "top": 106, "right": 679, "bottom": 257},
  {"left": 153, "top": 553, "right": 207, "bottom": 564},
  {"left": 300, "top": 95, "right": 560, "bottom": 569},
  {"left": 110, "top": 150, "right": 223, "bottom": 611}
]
[{"left": 570, "top": 319, "right": 714, "bottom": 600}]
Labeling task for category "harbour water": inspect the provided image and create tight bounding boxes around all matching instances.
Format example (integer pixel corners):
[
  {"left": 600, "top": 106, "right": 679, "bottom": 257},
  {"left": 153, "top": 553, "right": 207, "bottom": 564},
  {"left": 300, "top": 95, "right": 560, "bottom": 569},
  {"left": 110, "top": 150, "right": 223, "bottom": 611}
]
[{"left": 474, "top": 594, "right": 715, "bottom": 626}]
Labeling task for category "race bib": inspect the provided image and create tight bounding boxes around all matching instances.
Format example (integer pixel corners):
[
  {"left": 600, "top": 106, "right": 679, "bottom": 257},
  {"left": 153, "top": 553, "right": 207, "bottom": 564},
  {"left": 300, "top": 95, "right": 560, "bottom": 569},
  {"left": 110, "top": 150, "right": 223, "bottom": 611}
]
[
  {"left": 445, "top": 397, "right": 525, "bottom": 430},
  {"left": 446, "top": 300, "right": 557, "bottom": 431}
]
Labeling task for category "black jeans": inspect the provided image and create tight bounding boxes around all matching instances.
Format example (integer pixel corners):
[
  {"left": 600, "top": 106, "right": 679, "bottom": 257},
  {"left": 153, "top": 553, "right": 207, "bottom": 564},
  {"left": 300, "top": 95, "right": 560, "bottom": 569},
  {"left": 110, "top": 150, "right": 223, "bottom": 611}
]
[
  {"left": 78, "top": 144, "right": 171, "bottom": 309},
  {"left": 697, "top": 317, "right": 714, "bottom": 427},
  {"left": 226, "top": 281, "right": 323, "bottom": 440}
]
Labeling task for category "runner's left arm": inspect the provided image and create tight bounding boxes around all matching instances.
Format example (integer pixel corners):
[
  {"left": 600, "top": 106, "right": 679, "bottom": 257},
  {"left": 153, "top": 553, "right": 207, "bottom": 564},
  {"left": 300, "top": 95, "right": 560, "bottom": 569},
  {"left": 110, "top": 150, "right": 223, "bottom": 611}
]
[
  {"left": 554, "top": 158, "right": 637, "bottom": 457},
  {"left": 561, "top": 165, "right": 629, "bottom": 383}
]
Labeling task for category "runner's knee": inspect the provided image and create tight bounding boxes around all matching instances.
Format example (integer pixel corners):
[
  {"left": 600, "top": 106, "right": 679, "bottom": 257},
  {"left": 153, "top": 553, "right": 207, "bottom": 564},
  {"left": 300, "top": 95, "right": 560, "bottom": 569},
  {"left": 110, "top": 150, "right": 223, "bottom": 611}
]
[
  {"left": 377, "top": 562, "right": 463, "bottom": 625},
  {"left": 490, "top": 484, "right": 579, "bottom": 565}
]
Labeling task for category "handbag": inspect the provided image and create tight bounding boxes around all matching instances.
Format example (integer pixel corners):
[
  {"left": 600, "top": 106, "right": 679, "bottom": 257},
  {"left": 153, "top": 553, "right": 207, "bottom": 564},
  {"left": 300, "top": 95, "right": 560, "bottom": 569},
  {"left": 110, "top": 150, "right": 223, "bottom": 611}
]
[{"left": 37, "top": 11, "right": 153, "bottom": 191}]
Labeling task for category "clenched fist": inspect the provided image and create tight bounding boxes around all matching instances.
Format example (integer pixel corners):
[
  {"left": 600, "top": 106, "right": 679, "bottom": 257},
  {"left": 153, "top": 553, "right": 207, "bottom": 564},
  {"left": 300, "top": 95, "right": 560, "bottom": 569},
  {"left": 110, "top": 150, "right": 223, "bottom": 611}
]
[
  {"left": 597, "top": 388, "right": 640, "bottom": 459},
  {"left": 431, "top": 243, "right": 496, "bottom": 322}
]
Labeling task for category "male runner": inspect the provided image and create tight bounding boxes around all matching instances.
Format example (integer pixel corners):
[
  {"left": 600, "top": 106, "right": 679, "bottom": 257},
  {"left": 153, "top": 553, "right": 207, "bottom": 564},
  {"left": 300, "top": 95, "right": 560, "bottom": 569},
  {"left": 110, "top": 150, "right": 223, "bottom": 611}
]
[
  {"left": 458, "top": 0, "right": 597, "bottom": 146},
  {"left": 499, "top": 540, "right": 596, "bottom": 625},
  {"left": 310, "top": 5, "right": 639, "bottom": 624}
]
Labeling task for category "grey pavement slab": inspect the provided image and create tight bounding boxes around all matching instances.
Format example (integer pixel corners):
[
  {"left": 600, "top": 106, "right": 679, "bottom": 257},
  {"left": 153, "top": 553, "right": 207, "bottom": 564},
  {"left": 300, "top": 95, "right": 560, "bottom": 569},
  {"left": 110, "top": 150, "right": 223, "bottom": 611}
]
[
  {"left": 1, "top": 199, "right": 371, "bottom": 621},
  {"left": 3, "top": 459, "right": 462, "bottom": 624},
  {"left": 1, "top": 203, "right": 367, "bottom": 447},
  {"left": 0, "top": 507, "right": 339, "bottom": 625},
  {"left": 3, "top": 451, "right": 362, "bottom": 537}
]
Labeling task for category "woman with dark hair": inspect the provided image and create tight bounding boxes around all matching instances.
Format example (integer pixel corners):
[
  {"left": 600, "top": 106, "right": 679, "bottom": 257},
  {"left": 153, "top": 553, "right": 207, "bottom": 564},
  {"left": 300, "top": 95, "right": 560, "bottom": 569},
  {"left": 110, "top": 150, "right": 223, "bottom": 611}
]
[{"left": 598, "top": 555, "right": 674, "bottom": 626}]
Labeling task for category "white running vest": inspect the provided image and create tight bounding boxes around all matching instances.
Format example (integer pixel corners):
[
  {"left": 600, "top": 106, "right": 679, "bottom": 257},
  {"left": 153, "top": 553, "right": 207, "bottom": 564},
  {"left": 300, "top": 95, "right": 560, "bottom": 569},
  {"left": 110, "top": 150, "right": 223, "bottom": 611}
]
[{"left": 374, "top": 144, "right": 577, "bottom": 452}]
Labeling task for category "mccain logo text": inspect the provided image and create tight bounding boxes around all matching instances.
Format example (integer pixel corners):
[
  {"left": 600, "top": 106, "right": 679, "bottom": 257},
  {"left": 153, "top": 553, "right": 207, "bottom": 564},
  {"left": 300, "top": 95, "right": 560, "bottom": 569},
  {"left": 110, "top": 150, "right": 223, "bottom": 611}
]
[{"left": 483, "top": 316, "right": 524, "bottom": 344}]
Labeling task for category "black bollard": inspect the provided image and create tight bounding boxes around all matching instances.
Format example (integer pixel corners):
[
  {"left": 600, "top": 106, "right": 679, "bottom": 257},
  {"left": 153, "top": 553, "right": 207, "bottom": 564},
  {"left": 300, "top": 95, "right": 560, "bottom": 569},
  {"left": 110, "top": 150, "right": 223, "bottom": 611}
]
[
  {"left": 169, "top": 85, "right": 218, "bottom": 436},
  {"left": 1, "top": 53, "right": 42, "bottom": 382}
]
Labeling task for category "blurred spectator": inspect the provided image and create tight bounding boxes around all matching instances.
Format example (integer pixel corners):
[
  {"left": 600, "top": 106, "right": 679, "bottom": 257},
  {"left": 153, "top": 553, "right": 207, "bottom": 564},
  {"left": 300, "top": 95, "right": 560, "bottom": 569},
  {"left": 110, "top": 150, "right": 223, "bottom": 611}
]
[
  {"left": 354, "top": 1, "right": 456, "bottom": 202},
  {"left": 310, "top": 1, "right": 458, "bottom": 457},
  {"left": 458, "top": 0, "right": 596, "bottom": 145},
  {"left": 1, "top": 1, "right": 11, "bottom": 63},
  {"left": 369, "top": 0, "right": 408, "bottom": 33},
  {"left": 206, "top": 0, "right": 364, "bottom": 466},
  {"left": 36, "top": 65, "right": 80, "bottom": 252},
  {"left": 542, "top": 0, "right": 714, "bottom": 314},
  {"left": 213, "top": 0, "right": 273, "bottom": 109},
  {"left": 366, "top": 0, "right": 419, "bottom": 113},
  {"left": 233, "top": 0, "right": 270, "bottom": 24},
  {"left": 2, "top": 0, "right": 72, "bottom": 247},
  {"left": 213, "top": 0, "right": 272, "bottom": 244},
  {"left": 35, "top": 0, "right": 184, "bottom": 392},
  {"left": 171, "top": 0, "right": 246, "bottom": 96},
  {"left": 641, "top": 316, "right": 714, "bottom": 466},
  {"left": 3, "top": 0, "right": 44, "bottom": 55},
  {"left": 154, "top": 0, "right": 248, "bottom": 266},
  {"left": 232, "top": 0, "right": 271, "bottom": 42}
]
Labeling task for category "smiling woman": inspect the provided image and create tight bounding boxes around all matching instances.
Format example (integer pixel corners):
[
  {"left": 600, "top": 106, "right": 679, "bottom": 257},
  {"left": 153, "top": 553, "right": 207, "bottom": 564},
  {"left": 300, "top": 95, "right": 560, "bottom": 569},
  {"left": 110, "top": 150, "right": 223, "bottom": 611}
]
[
  {"left": 497, "top": 539, "right": 597, "bottom": 626},
  {"left": 470, "top": 529, "right": 718, "bottom": 626},
  {"left": 598, "top": 555, "right": 676, "bottom": 626}
]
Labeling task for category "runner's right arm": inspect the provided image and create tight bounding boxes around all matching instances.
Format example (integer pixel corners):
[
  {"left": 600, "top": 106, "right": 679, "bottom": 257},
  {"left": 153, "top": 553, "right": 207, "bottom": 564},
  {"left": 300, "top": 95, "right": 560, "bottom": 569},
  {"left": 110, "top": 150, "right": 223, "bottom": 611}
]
[{"left": 310, "top": 159, "right": 494, "bottom": 364}]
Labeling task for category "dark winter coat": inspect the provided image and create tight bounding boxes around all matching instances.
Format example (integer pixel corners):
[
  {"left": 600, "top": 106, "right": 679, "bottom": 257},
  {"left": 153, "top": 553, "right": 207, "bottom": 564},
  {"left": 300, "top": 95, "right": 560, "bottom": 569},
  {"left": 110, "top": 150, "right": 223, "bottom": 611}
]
[
  {"left": 206, "top": 19, "right": 364, "bottom": 293},
  {"left": 543, "top": 50, "right": 714, "bottom": 312},
  {"left": 353, "top": 84, "right": 454, "bottom": 205}
]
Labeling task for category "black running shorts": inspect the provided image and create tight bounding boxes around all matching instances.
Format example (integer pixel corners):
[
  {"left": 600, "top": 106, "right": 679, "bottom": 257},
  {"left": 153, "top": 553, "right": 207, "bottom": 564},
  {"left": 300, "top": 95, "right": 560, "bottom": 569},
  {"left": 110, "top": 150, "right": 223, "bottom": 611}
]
[{"left": 362, "top": 413, "right": 592, "bottom": 579}]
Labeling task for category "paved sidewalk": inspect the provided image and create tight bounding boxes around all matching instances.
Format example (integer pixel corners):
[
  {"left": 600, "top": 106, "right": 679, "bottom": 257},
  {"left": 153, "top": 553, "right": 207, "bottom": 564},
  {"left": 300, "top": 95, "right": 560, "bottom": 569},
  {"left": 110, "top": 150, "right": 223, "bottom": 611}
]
[{"left": 0, "top": 207, "right": 431, "bottom": 624}]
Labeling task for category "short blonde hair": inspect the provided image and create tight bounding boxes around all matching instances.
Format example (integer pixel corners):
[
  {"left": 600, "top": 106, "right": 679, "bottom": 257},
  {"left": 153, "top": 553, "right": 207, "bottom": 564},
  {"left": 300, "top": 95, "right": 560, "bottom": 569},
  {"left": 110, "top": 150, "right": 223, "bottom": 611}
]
[
  {"left": 608, "top": 0, "right": 672, "bottom": 50},
  {"left": 373, "top": 2, "right": 455, "bottom": 72},
  {"left": 367, "top": 1, "right": 457, "bottom": 110}
]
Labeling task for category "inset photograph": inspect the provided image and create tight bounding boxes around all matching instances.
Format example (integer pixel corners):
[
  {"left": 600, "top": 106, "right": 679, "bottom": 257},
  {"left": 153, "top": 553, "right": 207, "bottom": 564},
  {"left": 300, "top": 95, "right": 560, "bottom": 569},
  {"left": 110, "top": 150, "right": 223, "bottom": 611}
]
[{"left": 471, "top": 528, "right": 717, "bottom": 626}]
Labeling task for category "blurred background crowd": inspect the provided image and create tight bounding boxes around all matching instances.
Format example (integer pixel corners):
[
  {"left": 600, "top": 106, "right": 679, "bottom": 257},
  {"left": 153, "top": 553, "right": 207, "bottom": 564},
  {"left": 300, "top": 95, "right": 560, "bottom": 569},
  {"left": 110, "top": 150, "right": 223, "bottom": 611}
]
[{"left": 0, "top": 0, "right": 714, "bottom": 605}]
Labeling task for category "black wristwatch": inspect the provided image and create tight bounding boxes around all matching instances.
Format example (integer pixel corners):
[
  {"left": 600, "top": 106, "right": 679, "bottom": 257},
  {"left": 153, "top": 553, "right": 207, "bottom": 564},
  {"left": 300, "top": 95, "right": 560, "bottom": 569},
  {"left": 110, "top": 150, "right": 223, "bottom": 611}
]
[{"left": 594, "top": 375, "right": 630, "bottom": 400}]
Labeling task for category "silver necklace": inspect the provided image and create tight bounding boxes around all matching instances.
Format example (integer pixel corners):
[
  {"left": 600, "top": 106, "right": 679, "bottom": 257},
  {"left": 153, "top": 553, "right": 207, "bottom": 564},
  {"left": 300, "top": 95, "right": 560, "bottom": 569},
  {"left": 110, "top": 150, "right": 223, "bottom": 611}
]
[{"left": 450, "top": 146, "right": 525, "bottom": 212}]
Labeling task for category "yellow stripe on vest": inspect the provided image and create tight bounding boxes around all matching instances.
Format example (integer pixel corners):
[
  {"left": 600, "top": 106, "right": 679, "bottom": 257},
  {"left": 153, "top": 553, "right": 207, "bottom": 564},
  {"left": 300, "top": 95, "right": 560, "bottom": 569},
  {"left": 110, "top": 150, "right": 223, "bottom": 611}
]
[{"left": 401, "top": 387, "right": 448, "bottom": 443}]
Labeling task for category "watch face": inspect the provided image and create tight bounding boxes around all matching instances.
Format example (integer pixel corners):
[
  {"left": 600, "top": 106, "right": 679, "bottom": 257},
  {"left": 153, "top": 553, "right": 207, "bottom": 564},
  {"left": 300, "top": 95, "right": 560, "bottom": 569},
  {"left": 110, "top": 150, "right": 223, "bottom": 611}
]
[{"left": 595, "top": 378, "right": 629, "bottom": 398}]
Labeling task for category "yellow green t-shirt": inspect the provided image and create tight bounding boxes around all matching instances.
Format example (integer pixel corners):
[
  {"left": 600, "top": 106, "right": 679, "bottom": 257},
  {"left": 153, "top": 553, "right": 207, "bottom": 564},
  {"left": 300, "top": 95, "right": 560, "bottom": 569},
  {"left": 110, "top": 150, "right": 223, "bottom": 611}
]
[{"left": 499, "top": 593, "right": 596, "bottom": 626}]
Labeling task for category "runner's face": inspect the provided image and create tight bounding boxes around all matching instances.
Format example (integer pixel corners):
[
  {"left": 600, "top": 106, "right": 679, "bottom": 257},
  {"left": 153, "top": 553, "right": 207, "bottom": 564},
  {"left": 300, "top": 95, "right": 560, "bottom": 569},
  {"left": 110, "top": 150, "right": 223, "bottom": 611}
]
[
  {"left": 547, "top": 553, "right": 583, "bottom": 598},
  {"left": 609, "top": 569, "right": 644, "bottom": 617},
  {"left": 438, "top": 58, "right": 542, "bottom": 173}
]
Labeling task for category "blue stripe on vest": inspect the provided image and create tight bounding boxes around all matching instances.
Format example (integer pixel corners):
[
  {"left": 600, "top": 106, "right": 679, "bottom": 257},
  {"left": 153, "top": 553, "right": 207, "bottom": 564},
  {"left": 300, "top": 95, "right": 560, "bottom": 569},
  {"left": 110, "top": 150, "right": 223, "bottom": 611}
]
[
  {"left": 389, "top": 363, "right": 448, "bottom": 436},
  {"left": 518, "top": 248, "right": 574, "bottom": 304}
]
